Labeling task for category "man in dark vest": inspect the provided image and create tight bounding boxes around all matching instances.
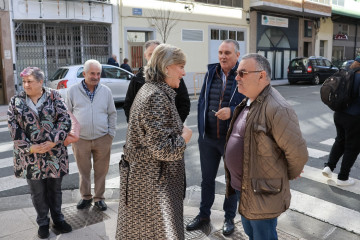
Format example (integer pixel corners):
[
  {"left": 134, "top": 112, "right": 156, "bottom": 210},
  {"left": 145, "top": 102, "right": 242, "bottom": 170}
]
[{"left": 186, "top": 39, "right": 245, "bottom": 236}]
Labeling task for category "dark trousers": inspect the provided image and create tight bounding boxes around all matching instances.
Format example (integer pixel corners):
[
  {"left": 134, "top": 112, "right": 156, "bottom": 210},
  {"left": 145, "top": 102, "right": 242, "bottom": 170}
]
[
  {"left": 326, "top": 112, "right": 360, "bottom": 180},
  {"left": 198, "top": 135, "right": 237, "bottom": 220},
  {"left": 27, "top": 178, "right": 64, "bottom": 227}
]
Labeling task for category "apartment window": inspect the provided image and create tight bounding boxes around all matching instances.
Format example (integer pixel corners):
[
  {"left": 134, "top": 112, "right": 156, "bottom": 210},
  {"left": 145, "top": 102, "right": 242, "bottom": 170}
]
[
  {"left": 211, "top": 29, "right": 219, "bottom": 40},
  {"left": 320, "top": 40, "right": 325, "bottom": 57},
  {"left": 308, "top": 0, "right": 330, "bottom": 5},
  {"left": 304, "top": 21, "right": 313, "bottom": 38},
  {"left": 332, "top": 0, "right": 345, "bottom": 6},
  {"left": 337, "top": 24, "right": 348, "bottom": 35},
  {"left": 194, "top": 0, "right": 243, "bottom": 8},
  {"left": 211, "top": 29, "right": 244, "bottom": 41}
]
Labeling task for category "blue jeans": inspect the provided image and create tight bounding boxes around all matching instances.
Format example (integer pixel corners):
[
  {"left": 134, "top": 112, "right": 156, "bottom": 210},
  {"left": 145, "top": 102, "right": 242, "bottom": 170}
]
[
  {"left": 235, "top": 190, "right": 278, "bottom": 240},
  {"left": 27, "top": 178, "right": 64, "bottom": 227},
  {"left": 198, "top": 135, "right": 237, "bottom": 220}
]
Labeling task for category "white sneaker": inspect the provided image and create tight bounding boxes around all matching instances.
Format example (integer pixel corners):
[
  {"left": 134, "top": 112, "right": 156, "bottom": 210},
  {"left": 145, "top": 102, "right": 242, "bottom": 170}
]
[
  {"left": 322, "top": 166, "right": 332, "bottom": 178},
  {"left": 336, "top": 179, "right": 355, "bottom": 186}
]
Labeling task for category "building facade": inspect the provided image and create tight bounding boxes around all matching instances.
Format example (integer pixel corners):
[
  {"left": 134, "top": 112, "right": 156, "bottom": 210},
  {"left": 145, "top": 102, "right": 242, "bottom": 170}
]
[
  {"left": 6, "top": 0, "right": 120, "bottom": 101},
  {"left": 249, "top": 0, "right": 331, "bottom": 79},
  {"left": 119, "top": 0, "right": 249, "bottom": 93},
  {"left": 0, "top": 0, "right": 15, "bottom": 105},
  {"left": 331, "top": 0, "right": 360, "bottom": 67}
]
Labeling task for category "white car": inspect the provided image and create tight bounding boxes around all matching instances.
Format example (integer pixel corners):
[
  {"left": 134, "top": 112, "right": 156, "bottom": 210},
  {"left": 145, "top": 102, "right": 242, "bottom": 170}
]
[{"left": 47, "top": 64, "right": 134, "bottom": 102}]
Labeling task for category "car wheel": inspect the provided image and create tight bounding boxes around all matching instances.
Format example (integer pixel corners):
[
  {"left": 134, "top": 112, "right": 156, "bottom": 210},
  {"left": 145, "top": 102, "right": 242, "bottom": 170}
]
[
  {"left": 288, "top": 79, "right": 296, "bottom": 85},
  {"left": 312, "top": 75, "right": 320, "bottom": 85}
]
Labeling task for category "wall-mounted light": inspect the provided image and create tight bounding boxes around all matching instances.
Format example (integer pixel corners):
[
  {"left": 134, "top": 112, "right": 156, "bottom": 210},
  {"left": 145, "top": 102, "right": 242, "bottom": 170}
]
[
  {"left": 246, "top": 11, "right": 250, "bottom": 24},
  {"left": 184, "top": 4, "right": 193, "bottom": 13}
]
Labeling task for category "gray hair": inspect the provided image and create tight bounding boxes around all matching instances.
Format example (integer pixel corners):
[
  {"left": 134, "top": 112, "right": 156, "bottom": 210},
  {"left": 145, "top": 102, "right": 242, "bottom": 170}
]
[
  {"left": 145, "top": 44, "right": 186, "bottom": 83},
  {"left": 84, "top": 59, "right": 102, "bottom": 73},
  {"left": 144, "top": 40, "right": 161, "bottom": 51},
  {"left": 20, "top": 67, "right": 44, "bottom": 82},
  {"left": 242, "top": 53, "right": 271, "bottom": 81},
  {"left": 223, "top": 39, "right": 240, "bottom": 54}
]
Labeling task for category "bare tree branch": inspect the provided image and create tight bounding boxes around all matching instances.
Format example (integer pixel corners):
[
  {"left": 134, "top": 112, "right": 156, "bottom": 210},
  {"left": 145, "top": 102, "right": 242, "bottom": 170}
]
[{"left": 147, "top": 8, "right": 180, "bottom": 43}]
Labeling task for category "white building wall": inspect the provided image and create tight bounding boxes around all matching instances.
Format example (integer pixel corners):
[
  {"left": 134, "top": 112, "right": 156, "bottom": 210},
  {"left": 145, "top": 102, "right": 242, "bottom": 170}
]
[{"left": 120, "top": 0, "right": 249, "bottom": 94}]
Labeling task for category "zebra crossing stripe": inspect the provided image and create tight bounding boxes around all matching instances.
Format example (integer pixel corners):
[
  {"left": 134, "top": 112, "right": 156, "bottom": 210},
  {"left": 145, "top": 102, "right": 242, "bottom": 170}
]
[
  {"left": 290, "top": 190, "right": 360, "bottom": 235},
  {"left": 320, "top": 138, "right": 335, "bottom": 146},
  {"left": 0, "top": 152, "right": 123, "bottom": 192}
]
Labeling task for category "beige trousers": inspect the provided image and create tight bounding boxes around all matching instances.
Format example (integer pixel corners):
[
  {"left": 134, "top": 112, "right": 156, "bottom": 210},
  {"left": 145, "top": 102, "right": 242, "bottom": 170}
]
[{"left": 72, "top": 134, "right": 113, "bottom": 202}]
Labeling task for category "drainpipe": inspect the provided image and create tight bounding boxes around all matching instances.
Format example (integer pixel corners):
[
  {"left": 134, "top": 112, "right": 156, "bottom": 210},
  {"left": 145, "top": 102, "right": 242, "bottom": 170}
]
[
  {"left": 354, "top": 23, "right": 358, "bottom": 59},
  {"left": 118, "top": 0, "right": 123, "bottom": 61}
]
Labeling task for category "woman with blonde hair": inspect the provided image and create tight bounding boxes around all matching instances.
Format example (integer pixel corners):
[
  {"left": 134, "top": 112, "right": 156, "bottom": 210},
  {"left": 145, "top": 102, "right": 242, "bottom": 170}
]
[
  {"left": 116, "top": 44, "right": 192, "bottom": 239},
  {"left": 322, "top": 57, "right": 360, "bottom": 186}
]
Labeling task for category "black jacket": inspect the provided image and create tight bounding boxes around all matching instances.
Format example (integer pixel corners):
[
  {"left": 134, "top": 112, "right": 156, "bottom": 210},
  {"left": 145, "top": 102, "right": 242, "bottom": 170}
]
[{"left": 124, "top": 67, "right": 191, "bottom": 123}]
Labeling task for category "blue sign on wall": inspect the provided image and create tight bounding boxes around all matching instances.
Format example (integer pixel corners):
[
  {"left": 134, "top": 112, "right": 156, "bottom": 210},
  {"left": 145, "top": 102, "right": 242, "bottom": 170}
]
[{"left": 132, "top": 8, "right": 142, "bottom": 16}]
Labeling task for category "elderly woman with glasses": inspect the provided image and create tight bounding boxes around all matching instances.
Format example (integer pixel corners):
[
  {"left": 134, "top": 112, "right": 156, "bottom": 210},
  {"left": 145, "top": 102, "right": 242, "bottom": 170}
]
[
  {"left": 116, "top": 44, "right": 192, "bottom": 240},
  {"left": 7, "top": 67, "right": 72, "bottom": 239}
]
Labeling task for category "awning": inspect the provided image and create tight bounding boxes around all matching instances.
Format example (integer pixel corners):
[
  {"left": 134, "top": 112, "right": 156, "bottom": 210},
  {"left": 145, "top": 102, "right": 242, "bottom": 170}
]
[{"left": 332, "top": 6, "right": 360, "bottom": 20}]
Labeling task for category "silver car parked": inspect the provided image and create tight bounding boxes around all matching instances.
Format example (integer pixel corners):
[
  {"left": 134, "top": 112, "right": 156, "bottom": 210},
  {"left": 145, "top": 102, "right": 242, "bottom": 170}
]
[{"left": 47, "top": 64, "right": 134, "bottom": 102}]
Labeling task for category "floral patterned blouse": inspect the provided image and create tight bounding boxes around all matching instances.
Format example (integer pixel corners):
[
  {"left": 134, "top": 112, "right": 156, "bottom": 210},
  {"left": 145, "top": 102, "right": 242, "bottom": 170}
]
[{"left": 7, "top": 87, "right": 71, "bottom": 179}]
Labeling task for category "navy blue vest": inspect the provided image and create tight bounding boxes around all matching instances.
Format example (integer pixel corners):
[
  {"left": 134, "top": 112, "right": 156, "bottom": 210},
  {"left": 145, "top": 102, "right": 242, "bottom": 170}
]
[{"left": 205, "top": 66, "right": 236, "bottom": 139}]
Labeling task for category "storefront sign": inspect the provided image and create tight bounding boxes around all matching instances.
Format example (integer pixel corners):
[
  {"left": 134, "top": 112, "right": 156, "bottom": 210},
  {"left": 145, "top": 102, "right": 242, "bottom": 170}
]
[
  {"left": 334, "top": 34, "right": 348, "bottom": 40},
  {"left": 261, "top": 15, "right": 288, "bottom": 28},
  {"left": 132, "top": 8, "right": 142, "bottom": 16}
]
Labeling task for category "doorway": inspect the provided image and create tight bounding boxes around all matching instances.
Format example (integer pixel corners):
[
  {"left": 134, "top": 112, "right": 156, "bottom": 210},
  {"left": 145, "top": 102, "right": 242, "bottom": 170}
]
[{"left": 303, "top": 42, "right": 312, "bottom": 57}]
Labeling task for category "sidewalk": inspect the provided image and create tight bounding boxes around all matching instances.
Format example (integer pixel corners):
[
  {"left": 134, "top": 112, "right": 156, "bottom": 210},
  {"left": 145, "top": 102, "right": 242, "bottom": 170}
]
[{"left": 1, "top": 187, "right": 359, "bottom": 240}]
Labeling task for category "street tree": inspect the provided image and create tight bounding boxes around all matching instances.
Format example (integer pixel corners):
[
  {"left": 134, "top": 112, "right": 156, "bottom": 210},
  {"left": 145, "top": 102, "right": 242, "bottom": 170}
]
[{"left": 147, "top": 8, "right": 179, "bottom": 43}]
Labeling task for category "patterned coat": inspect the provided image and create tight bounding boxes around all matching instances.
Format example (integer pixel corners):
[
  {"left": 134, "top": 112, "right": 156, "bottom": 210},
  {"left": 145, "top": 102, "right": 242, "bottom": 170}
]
[
  {"left": 8, "top": 88, "right": 71, "bottom": 179},
  {"left": 116, "top": 82, "right": 187, "bottom": 240}
]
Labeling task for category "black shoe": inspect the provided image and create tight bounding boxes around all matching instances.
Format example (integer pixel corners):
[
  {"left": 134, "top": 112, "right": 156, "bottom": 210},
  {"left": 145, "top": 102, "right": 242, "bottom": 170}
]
[
  {"left": 38, "top": 225, "right": 49, "bottom": 239},
  {"left": 222, "top": 218, "right": 235, "bottom": 236},
  {"left": 77, "top": 198, "right": 92, "bottom": 209},
  {"left": 53, "top": 220, "right": 72, "bottom": 233},
  {"left": 186, "top": 215, "right": 210, "bottom": 231},
  {"left": 94, "top": 200, "right": 107, "bottom": 211}
]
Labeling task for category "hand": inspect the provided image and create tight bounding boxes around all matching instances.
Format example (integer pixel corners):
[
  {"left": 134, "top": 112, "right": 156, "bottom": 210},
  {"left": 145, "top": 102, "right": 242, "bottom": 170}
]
[
  {"left": 181, "top": 126, "right": 192, "bottom": 144},
  {"left": 30, "top": 144, "right": 48, "bottom": 154},
  {"left": 294, "top": 170, "right": 304, "bottom": 180},
  {"left": 40, "top": 141, "right": 56, "bottom": 152},
  {"left": 215, "top": 107, "right": 231, "bottom": 120}
]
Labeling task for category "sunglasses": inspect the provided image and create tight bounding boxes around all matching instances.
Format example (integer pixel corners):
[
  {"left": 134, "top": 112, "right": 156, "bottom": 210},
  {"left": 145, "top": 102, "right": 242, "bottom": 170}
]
[{"left": 236, "top": 70, "right": 263, "bottom": 78}]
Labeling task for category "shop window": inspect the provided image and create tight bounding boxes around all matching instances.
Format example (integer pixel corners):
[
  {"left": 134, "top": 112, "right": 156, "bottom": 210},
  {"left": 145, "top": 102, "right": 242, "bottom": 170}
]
[
  {"left": 258, "top": 28, "right": 290, "bottom": 48},
  {"left": 304, "top": 21, "right": 313, "bottom": 38}
]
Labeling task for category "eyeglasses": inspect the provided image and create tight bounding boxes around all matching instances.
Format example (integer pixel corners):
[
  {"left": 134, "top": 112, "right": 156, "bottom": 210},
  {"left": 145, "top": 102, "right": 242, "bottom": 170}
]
[{"left": 236, "top": 70, "right": 263, "bottom": 78}]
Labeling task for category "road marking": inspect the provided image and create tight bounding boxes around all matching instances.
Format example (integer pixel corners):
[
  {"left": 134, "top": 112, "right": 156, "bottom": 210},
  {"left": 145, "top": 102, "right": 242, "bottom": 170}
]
[
  {"left": 307, "top": 147, "right": 329, "bottom": 158},
  {"left": 290, "top": 190, "right": 360, "bottom": 235},
  {"left": 299, "top": 113, "right": 333, "bottom": 135},
  {"left": 286, "top": 100, "right": 300, "bottom": 106},
  {"left": 0, "top": 121, "right": 7, "bottom": 126},
  {"left": 0, "top": 151, "right": 123, "bottom": 192},
  {"left": 320, "top": 138, "right": 335, "bottom": 146},
  {"left": 0, "top": 127, "right": 9, "bottom": 133}
]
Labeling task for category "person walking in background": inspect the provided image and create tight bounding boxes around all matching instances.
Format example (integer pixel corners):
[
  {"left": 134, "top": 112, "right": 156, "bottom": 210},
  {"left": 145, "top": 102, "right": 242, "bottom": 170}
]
[
  {"left": 66, "top": 59, "right": 117, "bottom": 211},
  {"left": 322, "top": 57, "right": 360, "bottom": 186},
  {"left": 123, "top": 40, "right": 190, "bottom": 123},
  {"left": 224, "top": 53, "right": 308, "bottom": 239},
  {"left": 107, "top": 54, "right": 119, "bottom": 67},
  {"left": 186, "top": 39, "right": 245, "bottom": 236},
  {"left": 120, "top": 58, "right": 133, "bottom": 73},
  {"left": 8, "top": 67, "right": 73, "bottom": 239},
  {"left": 116, "top": 44, "right": 192, "bottom": 240}
]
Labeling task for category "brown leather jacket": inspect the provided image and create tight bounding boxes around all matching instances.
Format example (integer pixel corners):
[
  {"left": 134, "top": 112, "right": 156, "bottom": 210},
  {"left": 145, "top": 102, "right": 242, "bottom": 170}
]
[{"left": 225, "top": 85, "right": 308, "bottom": 220}]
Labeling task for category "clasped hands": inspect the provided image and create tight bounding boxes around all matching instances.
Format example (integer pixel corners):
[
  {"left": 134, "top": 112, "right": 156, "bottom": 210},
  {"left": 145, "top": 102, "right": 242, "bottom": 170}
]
[{"left": 30, "top": 141, "right": 56, "bottom": 154}]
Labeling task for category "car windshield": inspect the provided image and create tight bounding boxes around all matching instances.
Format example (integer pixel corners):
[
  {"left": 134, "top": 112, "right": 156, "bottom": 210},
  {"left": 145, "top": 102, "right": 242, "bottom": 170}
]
[{"left": 49, "top": 68, "right": 69, "bottom": 81}]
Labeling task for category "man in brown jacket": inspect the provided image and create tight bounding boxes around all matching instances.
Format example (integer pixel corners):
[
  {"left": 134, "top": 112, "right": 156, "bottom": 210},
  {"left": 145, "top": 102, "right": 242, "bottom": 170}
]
[{"left": 224, "top": 53, "right": 308, "bottom": 239}]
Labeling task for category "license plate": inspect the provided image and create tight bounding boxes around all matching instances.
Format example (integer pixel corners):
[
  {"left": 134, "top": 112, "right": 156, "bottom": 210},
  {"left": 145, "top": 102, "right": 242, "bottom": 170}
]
[{"left": 293, "top": 70, "right": 302, "bottom": 73}]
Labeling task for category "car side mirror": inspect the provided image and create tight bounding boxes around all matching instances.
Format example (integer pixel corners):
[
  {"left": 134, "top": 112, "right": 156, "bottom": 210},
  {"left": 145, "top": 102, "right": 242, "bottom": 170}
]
[{"left": 128, "top": 75, "right": 132, "bottom": 80}]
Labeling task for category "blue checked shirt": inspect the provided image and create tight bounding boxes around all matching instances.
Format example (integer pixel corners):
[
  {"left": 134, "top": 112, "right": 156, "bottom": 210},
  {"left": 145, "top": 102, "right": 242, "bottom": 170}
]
[{"left": 81, "top": 80, "right": 98, "bottom": 102}]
